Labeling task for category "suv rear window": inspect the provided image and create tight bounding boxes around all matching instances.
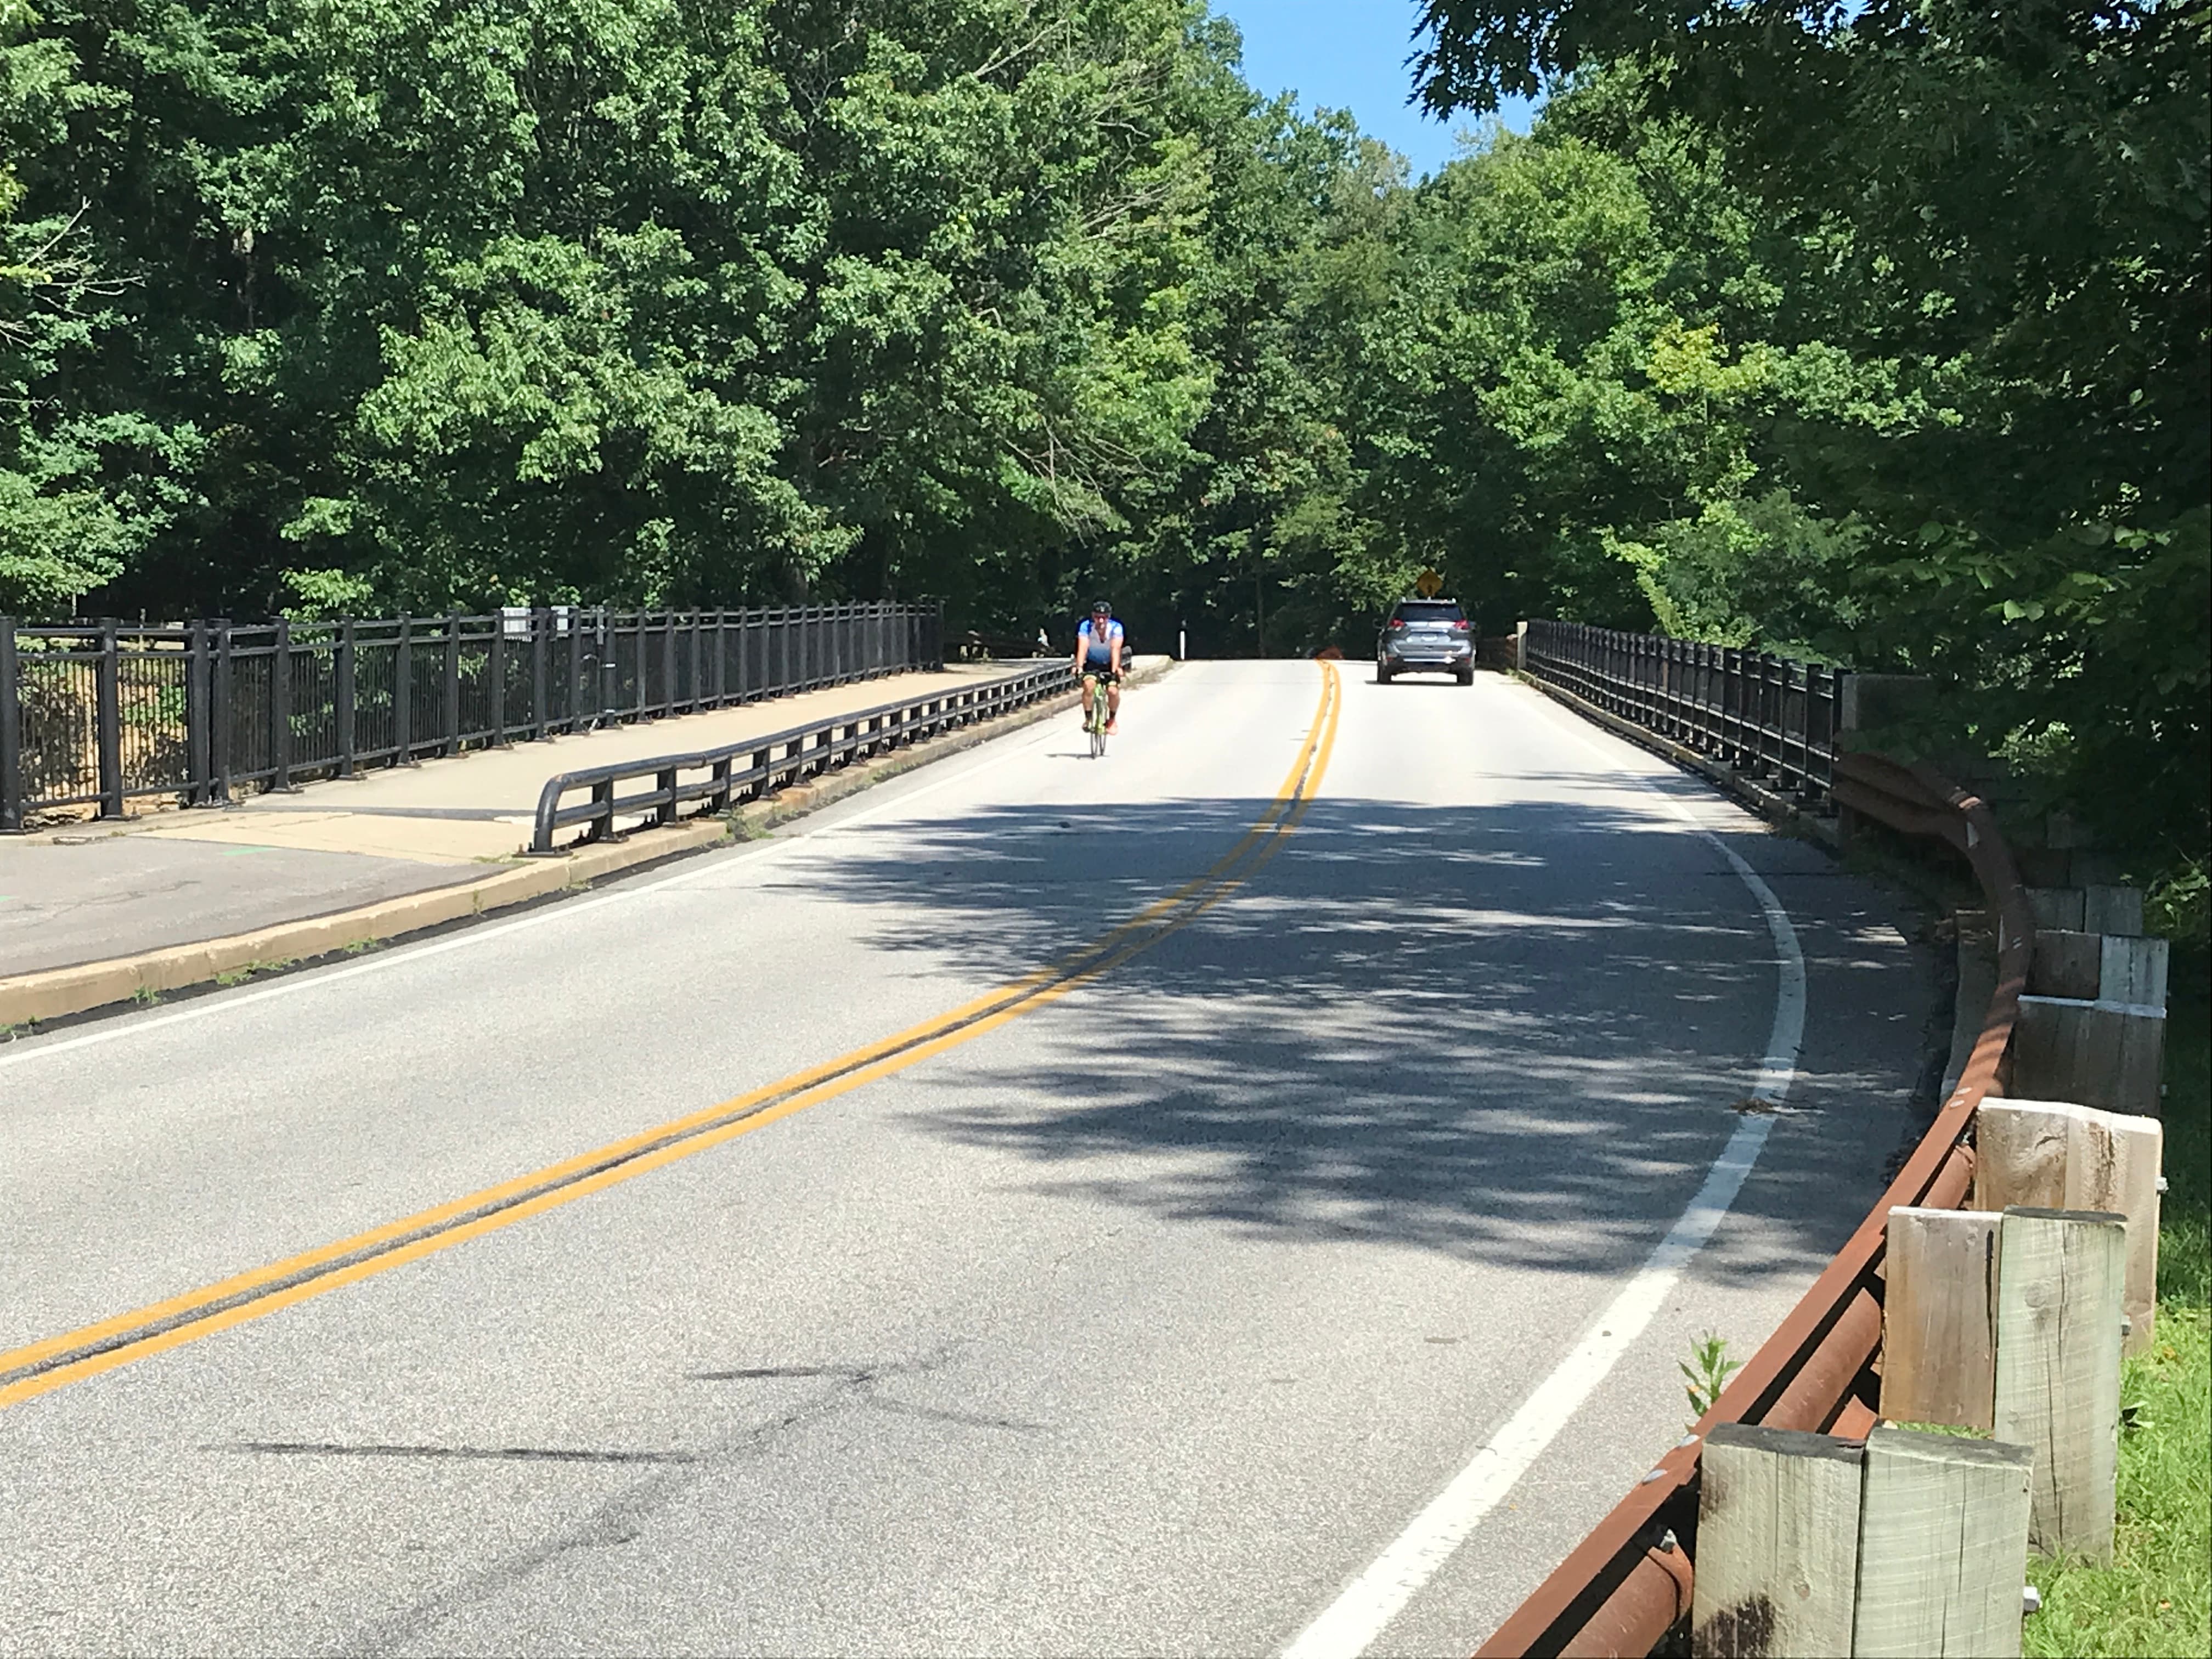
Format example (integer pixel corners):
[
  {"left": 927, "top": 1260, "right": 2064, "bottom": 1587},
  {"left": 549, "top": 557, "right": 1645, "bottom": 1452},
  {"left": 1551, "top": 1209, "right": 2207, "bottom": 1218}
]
[{"left": 1390, "top": 601, "right": 1465, "bottom": 623}]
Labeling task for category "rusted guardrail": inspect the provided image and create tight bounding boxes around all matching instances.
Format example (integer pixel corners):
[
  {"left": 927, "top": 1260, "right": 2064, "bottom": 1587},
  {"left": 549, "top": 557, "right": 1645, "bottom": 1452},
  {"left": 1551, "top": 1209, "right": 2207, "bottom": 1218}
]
[{"left": 1477, "top": 749, "right": 2034, "bottom": 1658}]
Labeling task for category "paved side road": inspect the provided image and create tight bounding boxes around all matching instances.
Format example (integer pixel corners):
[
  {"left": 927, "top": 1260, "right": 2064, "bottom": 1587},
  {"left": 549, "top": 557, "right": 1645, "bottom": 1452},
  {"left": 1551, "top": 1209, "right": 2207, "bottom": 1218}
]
[{"left": 0, "top": 663, "right": 1934, "bottom": 1655}]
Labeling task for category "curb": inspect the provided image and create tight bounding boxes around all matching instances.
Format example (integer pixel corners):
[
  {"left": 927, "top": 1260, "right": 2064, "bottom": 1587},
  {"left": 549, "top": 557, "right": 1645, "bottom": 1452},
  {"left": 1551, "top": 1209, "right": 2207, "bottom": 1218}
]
[
  {"left": 0, "top": 658, "right": 1176, "bottom": 1031},
  {"left": 0, "top": 821, "right": 724, "bottom": 1029},
  {"left": 1510, "top": 669, "right": 1842, "bottom": 851}
]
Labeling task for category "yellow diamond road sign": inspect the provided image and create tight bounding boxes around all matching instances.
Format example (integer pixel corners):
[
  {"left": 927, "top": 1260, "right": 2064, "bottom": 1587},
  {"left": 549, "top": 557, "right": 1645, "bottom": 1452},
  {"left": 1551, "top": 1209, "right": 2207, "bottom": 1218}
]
[{"left": 1414, "top": 569, "right": 1444, "bottom": 598}]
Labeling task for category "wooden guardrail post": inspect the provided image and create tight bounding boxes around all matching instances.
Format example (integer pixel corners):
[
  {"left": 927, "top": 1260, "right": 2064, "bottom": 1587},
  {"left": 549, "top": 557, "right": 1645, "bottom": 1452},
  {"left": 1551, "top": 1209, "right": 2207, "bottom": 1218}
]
[
  {"left": 2026, "top": 886, "right": 2084, "bottom": 932},
  {"left": 1690, "top": 1423, "right": 1862, "bottom": 1657},
  {"left": 2018, "top": 880, "right": 2165, "bottom": 1117},
  {"left": 2083, "top": 884, "right": 2143, "bottom": 935},
  {"left": 1878, "top": 1207, "right": 1998, "bottom": 1430},
  {"left": 1993, "top": 1206, "right": 2126, "bottom": 1560},
  {"left": 2029, "top": 928, "right": 2169, "bottom": 1008},
  {"left": 2099, "top": 934, "right": 2169, "bottom": 1006},
  {"left": 2029, "top": 928, "right": 2101, "bottom": 997},
  {"left": 1974, "top": 1100, "right": 2162, "bottom": 1354},
  {"left": 2026, "top": 884, "right": 2142, "bottom": 939},
  {"left": 2014, "top": 996, "right": 2165, "bottom": 1117},
  {"left": 1852, "top": 1426, "right": 2033, "bottom": 1658}
]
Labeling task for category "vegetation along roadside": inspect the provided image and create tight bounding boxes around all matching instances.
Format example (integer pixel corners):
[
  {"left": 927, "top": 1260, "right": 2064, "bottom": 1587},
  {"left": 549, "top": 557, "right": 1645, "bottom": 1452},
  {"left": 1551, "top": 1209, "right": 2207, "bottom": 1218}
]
[
  {"left": 3, "top": 0, "right": 2202, "bottom": 897},
  {"left": 2022, "top": 978, "right": 2210, "bottom": 1658}
]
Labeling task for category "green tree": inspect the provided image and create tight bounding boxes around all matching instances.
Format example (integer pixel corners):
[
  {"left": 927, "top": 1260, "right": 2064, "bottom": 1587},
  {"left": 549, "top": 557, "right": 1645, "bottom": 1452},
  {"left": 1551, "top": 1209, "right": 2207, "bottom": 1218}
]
[
  {"left": 1412, "top": 1, "right": 2210, "bottom": 857},
  {"left": 0, "top": 0, "right": 199, "bottom": 614}
]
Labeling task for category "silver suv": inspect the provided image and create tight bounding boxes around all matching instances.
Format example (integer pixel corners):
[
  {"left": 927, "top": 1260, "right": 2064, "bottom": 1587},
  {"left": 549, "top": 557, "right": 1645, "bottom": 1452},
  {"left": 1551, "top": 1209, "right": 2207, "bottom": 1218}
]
[{"left": 1376, "top": 599, "right": 1474, "bottom": 685}]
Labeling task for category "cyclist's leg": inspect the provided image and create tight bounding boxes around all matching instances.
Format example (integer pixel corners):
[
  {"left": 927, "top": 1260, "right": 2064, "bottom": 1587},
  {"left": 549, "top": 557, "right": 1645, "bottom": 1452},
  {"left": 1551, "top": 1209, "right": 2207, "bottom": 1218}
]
[
  {"left": 1105, "top": 673, "right": 1121, "bottom": 732},
  {"left": 1080, "top": 670, "right": 1102, "bottom": 725}
]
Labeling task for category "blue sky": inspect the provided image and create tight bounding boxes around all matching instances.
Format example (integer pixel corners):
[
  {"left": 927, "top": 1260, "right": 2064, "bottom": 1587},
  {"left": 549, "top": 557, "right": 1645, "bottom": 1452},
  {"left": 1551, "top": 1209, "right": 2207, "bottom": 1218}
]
[{"left": 1211, "top": 0, "right": 1539, "bottom": 179}]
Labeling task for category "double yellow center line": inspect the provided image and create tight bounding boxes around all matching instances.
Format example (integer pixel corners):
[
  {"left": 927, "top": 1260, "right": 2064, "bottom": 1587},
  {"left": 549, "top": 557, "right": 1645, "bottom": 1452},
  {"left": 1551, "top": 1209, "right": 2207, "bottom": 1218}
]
[{"left": 0, "top": 662, "right": 1343, "bottom": 1410}]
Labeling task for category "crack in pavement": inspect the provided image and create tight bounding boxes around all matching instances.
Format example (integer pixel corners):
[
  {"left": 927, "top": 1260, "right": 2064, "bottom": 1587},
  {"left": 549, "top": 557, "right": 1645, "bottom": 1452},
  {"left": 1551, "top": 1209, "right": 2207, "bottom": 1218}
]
[
  {"left": 329, "top": 1345, "right": 991, "bottom": 1657},
  {"left": 219, "top": 1441, "right": 704, "bottom": 1466}
]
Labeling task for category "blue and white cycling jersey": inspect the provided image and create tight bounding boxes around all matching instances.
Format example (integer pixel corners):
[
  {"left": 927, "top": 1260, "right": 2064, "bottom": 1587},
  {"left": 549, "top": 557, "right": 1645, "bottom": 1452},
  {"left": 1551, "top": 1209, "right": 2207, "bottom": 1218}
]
[{"left": 1078, "top": 617, "right": 1124, "bottom": 666}]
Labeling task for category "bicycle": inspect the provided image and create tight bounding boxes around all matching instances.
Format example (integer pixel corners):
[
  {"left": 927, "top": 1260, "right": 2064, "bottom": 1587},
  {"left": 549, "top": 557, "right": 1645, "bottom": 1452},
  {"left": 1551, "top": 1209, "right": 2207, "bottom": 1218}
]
[{"left": 1082, "top": 673, "right": 1113, "bottom": 758}]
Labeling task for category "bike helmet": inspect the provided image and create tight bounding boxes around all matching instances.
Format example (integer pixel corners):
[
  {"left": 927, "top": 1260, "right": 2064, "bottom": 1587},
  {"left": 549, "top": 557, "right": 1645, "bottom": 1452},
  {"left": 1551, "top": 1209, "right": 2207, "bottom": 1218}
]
[{"left": 1090, "top": 600, "right": 1113, "bottom": 618}]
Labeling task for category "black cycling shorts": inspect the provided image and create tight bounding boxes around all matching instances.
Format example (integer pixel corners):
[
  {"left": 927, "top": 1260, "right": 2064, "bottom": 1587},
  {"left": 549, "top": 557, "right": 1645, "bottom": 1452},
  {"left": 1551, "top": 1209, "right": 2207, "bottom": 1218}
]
[{"left": 1080, "top": 662, "right": 1121, "bottom": 682}]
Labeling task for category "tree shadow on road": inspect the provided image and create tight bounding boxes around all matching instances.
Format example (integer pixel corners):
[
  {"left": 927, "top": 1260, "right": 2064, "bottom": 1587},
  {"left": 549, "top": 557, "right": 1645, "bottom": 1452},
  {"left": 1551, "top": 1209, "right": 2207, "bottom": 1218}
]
[{"left": 776, "top": 784, "right": 1934, "bottom": 1288}]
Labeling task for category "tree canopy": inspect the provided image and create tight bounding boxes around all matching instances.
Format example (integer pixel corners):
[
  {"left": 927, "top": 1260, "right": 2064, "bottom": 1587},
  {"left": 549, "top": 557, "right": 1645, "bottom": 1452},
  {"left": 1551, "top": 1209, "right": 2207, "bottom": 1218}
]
[
  {"left": 1411, "top": 0, "right": 2208, "bottom": 876},
  {"left": 3, "top": 0, "right": 2204, "bottom": 870}
]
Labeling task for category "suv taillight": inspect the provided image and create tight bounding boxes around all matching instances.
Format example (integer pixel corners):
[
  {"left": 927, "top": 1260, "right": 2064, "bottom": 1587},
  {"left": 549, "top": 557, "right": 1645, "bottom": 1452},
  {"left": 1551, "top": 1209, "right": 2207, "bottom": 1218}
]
[
  {"left": 1452, "top": 620, "right": 1470, "bottom": 631},
  {"left": 1387, "top": 619, "right": 1407, "bottom": 630}
]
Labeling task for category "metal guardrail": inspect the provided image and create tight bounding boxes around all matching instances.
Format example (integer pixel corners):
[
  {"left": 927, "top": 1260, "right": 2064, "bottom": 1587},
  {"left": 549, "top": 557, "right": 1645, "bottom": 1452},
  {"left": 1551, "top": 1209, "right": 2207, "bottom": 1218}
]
[
  {"left": 1524, "top": 620, "right": 1848, "bottom": 802},
  {"left": 0, "top": 602, "right": 945, "bottom": 831},
  {"left": 530, "top": 659, "right": 1075, "bottom": 854},
  {"left": 1477, "top": 749, "right": 2034, "bottom": 1657}
]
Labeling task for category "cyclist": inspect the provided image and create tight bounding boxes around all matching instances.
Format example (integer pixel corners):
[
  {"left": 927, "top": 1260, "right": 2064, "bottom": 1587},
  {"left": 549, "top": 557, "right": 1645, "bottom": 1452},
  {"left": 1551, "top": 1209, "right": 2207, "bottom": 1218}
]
[{"left": 1072, "top": 600, "right": 1125, "bottom": 734}]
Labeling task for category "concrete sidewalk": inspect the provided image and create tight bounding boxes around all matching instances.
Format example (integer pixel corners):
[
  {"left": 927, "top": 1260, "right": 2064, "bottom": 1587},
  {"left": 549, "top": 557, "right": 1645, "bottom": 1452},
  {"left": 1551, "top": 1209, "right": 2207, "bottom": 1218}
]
[
  {"left": 0, "top": 658, "right": 1169, "bottom": 1022},
  {"left": 0, "top": 838, "right": 488, "bottom": 979},
  {"left": 123, "top": 662, "right": 1021, "bottom": 863}
]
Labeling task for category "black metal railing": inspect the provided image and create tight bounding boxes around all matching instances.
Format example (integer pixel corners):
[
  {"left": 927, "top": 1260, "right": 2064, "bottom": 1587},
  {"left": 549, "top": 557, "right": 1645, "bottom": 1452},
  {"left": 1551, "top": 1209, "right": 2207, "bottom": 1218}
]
[
  {"left": 531, "top": 659, "right": 1073, "bottom": 853},
  {"left": 1522, "top": 619, "right": 1849, "bottom": 801},
  {"left": 0, "top": 602, "right": 945, "bottom": 831}
]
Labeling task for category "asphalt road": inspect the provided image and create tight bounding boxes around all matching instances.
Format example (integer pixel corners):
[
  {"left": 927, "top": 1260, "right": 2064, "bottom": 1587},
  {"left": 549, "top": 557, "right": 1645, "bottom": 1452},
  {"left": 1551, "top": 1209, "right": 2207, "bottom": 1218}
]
[{"left": 0, "top": 661, "right": 1935, "bottom": 1656}]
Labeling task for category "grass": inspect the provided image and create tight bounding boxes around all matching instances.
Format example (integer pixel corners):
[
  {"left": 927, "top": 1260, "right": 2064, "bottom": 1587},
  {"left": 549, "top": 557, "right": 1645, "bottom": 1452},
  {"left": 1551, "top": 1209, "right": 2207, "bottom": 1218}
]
[
  {"left": 2023, "top": 983, "right": 2211, "bottom": 1658},
  {"left": 1679, "top": 1332, "right": 1743, "bottom": 1427},
  {"left": 212, "top": 957, "right": 294, "bottom": 988}
]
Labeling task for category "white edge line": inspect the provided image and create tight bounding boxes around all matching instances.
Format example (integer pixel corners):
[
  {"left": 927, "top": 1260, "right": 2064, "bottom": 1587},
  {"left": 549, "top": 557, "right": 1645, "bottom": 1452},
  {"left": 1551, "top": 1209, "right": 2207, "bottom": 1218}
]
[
  {"left": 1278, "top": 692, "right": 1807, "bottom": 1659},
  {"left": 0, "top": 686, "right": 1092, "bottom": 1074}
]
